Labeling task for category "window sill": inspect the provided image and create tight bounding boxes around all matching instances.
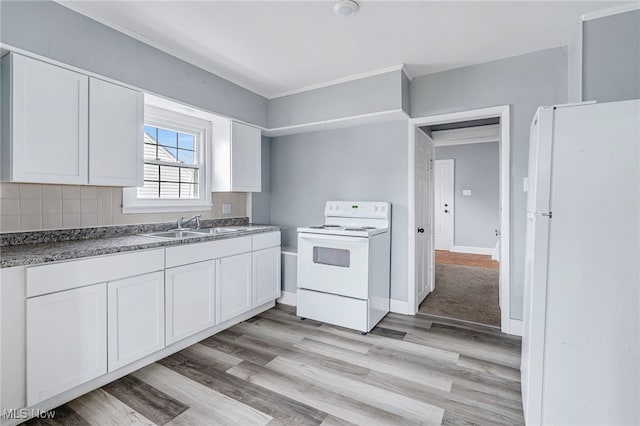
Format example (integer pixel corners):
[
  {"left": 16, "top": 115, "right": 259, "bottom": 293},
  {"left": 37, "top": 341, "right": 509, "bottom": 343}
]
[{"left": 122, "top": 203, "right": 213, "bottom": 214}]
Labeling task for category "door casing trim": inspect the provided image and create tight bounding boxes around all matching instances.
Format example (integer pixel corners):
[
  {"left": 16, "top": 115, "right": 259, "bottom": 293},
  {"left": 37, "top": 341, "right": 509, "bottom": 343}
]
[{"left": 407, "top": 105, "right": 514, "bottom": 335}]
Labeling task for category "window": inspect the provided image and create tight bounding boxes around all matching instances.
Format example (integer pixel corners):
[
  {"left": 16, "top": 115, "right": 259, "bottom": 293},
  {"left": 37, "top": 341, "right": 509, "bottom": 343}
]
[
  {"left": 123, "top": 105, "right": 212, "bottom": 213},
  {"left": 141, "top": 125, "right": 199, "bottom": 199}
]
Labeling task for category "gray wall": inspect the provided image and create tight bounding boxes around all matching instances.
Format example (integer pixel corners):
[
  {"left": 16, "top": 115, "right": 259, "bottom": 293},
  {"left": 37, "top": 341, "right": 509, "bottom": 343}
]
[
  {"left": 0, "top": 0, "right": 268, "bottom": 127},
  {"left": 251, "top": 136, "right": 271, "bottom": 224},
  {"left": 269, "top": 121, "right": 409, "bottom": 300},
  {"left": 268, "top": 70, "right": 406, "bottom": 128},
  {"left": 411, "top": 47, "right": 568, "bottom": 320},
  {"left": 583, "top": 9, "right": 640, "bottom": 102},
  {"left": 435, "top": 143, "right": 500, "bottom": 248}
]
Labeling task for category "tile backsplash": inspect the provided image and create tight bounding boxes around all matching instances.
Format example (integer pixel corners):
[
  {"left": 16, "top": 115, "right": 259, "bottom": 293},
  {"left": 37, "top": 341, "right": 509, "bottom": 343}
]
[{"left": 0, "top": 183, "right": 248, "bottom": 232}]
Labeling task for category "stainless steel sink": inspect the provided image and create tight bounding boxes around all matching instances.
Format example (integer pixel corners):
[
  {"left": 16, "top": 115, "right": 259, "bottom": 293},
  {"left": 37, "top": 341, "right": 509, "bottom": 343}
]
[
  {"left": 143, "top": 230, "right": 205, "bottom": 239},
  {"left": 194, "top": 227, "right": 240, "bottom": 235}
]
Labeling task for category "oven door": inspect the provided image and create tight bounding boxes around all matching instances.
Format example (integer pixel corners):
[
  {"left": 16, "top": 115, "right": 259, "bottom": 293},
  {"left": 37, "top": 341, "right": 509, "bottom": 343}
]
[{"left": 297, "top": 232, "right": 369, "bottom": 299}]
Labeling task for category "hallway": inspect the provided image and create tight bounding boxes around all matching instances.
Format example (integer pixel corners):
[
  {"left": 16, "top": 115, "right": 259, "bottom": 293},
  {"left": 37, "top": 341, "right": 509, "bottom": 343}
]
[{"left": 419, "top": 251, "right": 500, "bottom": 327}]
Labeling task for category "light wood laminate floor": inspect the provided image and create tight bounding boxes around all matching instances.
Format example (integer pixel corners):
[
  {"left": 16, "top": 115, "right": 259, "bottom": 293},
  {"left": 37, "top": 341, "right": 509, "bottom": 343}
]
[
  {"left": 435, "top": 250, "right": 499, "bottom": 270},
  {"left": 25, "top": 305, "right": 523, "bottom": 426}
]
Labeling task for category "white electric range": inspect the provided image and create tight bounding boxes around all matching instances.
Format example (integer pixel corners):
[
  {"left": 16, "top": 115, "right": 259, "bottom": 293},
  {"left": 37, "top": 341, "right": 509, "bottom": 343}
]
[{"left": 296, "top": 201, "right": 391, "bottom": 334}]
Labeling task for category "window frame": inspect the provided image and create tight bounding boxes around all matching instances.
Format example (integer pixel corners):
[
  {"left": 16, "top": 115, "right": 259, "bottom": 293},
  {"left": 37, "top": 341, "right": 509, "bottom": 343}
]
[{"left": 122, "top": 105, "right": 212, "bottom": 213}]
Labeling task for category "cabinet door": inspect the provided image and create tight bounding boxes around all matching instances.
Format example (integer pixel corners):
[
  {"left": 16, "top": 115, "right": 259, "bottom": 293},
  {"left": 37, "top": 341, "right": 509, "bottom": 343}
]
[
  {"left": 217, "top": 253, "right": 252, "bottom": 323},
  {"left": 26, "top": 283, "right": 107, "bottom": 406},
  {"left": 231, "top": 122, "right": 261, "bottom": 192},
  {"left": 165, "top": 261, "right": 216, "bottom": 345},
  {"left": 107, "top": 272, "right": 164, "bottom": 372},
  {"left": 253, "top": 246, "right": 281, "bottom": 306},
  {"left": 11, "top": 54, "right": 88, "bottom": 184},
  {"left": 89, "top": 78, "right": 144, "bottom": 186}
]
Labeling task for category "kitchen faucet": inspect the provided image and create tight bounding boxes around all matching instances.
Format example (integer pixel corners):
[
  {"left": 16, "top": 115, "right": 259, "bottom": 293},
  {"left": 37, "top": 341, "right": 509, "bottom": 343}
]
[{"left": 174, "top": 214, "right": 201, "bottom": 230}]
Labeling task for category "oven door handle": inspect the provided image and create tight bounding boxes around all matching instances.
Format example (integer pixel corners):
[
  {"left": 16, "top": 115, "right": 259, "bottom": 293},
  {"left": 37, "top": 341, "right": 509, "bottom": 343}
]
[{"left": 298, "top": 233, "right": 368, "bottom": 244}]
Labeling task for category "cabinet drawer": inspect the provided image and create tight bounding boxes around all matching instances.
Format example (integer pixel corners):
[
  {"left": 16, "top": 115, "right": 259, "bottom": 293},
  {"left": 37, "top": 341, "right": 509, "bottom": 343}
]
[
  {"left": 26, "top": 249, "right": 164, "bottom": 298},
  {"left": 165, "top": 236, "right": 251, "bottom": 268},
  {"left": 252, "top": 231, "right": 281, "bottom": 251}
]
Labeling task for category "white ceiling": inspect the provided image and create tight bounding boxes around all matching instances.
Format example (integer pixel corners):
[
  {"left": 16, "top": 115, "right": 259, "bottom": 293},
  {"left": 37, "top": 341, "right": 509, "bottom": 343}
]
[{"left": 58, "top": 0, "right": 625, "bottom": 99}]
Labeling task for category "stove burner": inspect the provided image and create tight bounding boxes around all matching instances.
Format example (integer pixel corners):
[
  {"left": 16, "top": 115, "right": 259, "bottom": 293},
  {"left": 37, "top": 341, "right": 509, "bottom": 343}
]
[
  {"left": 323, "top": 224, "right": 340, "bottom": 227},
  {"left": 309, "top": 224, "right": 341, "bottom": 229},
  {"left": 345, "top": 227, "right": 368, "bottom": 231}
]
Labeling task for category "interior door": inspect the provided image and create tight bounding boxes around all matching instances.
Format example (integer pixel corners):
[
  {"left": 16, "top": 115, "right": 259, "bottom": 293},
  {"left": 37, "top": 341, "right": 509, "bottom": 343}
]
[
  {"left": 434, "top": 159, "right": 454, "bottom": 250},
  {"left": 415, "top": 129, "right": 435, "bottom": 307}
]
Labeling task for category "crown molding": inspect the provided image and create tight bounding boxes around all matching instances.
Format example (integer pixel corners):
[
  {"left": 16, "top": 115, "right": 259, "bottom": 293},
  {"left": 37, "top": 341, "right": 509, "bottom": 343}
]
[
  {"left": 401, "top": 64, "right": 414, "bottom": 81},
  {"left": 269, "top": 64, "right": 408, "bottom": 99},
  {"left": 54, "top": 0, "right": 273, "bottom": 99},
  {"left": 581, "top": 2, "right": 639, "bottom": 21},
  {"left": 54, "top": 1, "right": 412, "bottom": 102}
]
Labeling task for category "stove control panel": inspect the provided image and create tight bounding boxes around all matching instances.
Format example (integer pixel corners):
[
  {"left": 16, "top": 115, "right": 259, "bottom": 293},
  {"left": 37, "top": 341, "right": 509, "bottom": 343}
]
[{"left": 324, "top": 201, "right": 391, "bottom": 218}]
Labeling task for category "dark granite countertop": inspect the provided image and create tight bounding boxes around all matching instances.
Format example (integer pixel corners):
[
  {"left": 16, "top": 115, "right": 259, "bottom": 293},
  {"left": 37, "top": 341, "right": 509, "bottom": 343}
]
[{"left": 0, "top": 218, "right": 283, "bottom": 268}]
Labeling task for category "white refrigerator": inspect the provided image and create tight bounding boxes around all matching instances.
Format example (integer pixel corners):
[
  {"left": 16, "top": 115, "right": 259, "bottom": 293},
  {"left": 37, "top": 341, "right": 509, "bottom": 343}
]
[{"left": 521, "top": 100, "right": 639, "bottom": 425}]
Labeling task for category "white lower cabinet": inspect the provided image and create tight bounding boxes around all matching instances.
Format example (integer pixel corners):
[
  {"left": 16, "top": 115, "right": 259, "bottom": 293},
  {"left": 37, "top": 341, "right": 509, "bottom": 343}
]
[
  {"left": 18, "top": 233, "right": 281, "bottom": 413},
  {"left": 107, "top": 272, "right": 164, "bottom": 372},
  {"left": 217, "top": 253, "right": 252, "bottom": 323},
  {"left": 26, "top": 283, "right": 107, "bottom": 406},
  {"left": 165, "top": 260, "right": 216, "bottom": 345},
  {"left": 253, "top": 246, "right": 281, "bottom": 306}
]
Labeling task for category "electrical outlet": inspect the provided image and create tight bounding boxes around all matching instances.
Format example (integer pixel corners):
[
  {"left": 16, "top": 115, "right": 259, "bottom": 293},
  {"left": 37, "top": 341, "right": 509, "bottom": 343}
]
[{"left": 222, "top": 203, "right": 232, "bottom": 215}]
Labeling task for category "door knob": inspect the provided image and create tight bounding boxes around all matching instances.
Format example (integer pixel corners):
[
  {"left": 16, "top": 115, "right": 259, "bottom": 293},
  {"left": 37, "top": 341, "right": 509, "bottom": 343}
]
[
  {"left": 444, "top": 204, "right": 448, "bottom": 207},
  {"left": 417, "top": 228, "right": 425, "bottom": 233},
  {"left": 444, "top": 210, "right": 449, "bottom": 213}
]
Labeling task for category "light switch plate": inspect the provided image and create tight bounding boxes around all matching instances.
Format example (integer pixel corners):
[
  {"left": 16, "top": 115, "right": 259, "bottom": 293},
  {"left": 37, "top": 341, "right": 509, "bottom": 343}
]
[
  {"left": 523, "top": 177, "right": 529, "bottom": 192},
  {"left": 222, "top": 203, "right": 232, "bottom": 214},
  {"left": 462, "top": 189, "right": 471, "bottom": 196}
]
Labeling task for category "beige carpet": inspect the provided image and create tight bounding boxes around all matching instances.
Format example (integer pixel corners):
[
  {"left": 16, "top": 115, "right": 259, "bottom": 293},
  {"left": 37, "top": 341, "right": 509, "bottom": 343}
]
[{"left": 419, "top": 263, "right": 501, "bottom": 327}]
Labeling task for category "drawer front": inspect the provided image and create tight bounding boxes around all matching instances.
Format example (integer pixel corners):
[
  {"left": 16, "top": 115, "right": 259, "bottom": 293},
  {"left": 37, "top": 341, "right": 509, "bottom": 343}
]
[
  {"left": 27, "top": 249, "right": 165, "bottom": 298},
  {"left": 165, "top": 236, "right": 251, "bottom": 268},
  {"left": 296, "top": 289, "right": 368, "bottom": 332},
  {"left": 252, "top": 231, "right": 281, "bottom": 251}
]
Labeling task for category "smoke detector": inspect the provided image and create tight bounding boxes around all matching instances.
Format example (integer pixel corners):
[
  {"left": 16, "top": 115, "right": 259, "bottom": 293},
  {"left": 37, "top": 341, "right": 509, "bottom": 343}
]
[{"left": 334, "top": 0, "right": 359, "bottom": 17}]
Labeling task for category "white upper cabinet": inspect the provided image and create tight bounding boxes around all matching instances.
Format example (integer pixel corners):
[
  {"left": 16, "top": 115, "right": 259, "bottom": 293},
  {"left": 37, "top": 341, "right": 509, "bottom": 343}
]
[
  {"left": 89, "top": 78, "right": 144, "bottom": 187},
  {"left": 1, "top": 53, "right": 89, "bottom": 184},
  {"left": 0, "top": 53, "right": 144, "bottom": 186},
  {"left": 211, "top": 119, "right": 261, "bottom": 192}
]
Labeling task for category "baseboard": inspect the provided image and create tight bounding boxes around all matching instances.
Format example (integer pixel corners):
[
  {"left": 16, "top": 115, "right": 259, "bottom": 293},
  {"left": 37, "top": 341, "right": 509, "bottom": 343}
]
[
  {"left": 502, "top": 318, "right": 523, "bottom": 336},
  {"left": 451, "top": 245, "right": 494, "bottom": 255},
  {"left": 277, "top": 290, "right": 297, "bottom": 306},
  {"left": 390, "top": 298, "right": 415, "bottom": 315}
]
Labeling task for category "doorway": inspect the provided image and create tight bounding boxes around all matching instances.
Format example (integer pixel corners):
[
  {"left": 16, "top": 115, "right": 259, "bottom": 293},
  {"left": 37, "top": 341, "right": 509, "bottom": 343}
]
[
  {"left": 421, "top": 135, "right": 501, "bottom": 326},
  {"left": 434, "top": 159, "right": 454, "bottom": 251},
  {"left": 407, "top": 105, "right": 514, "bottom": 334}
]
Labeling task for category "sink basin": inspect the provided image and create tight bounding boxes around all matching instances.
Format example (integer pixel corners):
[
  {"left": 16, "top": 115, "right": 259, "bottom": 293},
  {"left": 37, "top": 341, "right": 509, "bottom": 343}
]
[
  {"left": 194, "top": 227, "right": 240, "bottom": 235},
  {"left": 143, "top": 230, "right": 205, "bottom": 239}
]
